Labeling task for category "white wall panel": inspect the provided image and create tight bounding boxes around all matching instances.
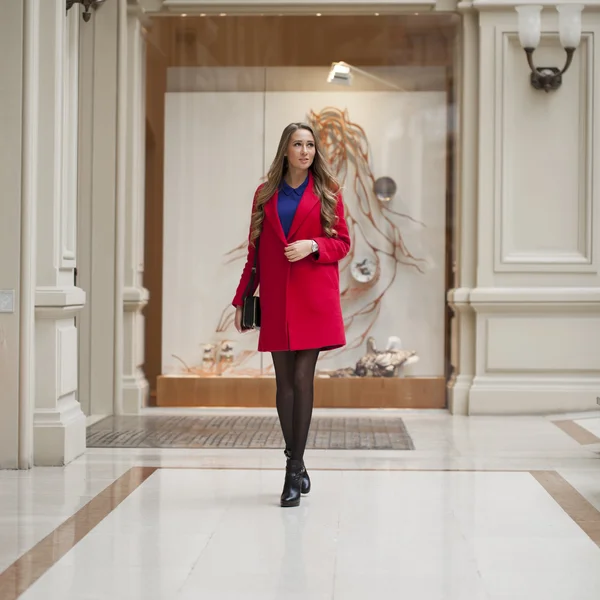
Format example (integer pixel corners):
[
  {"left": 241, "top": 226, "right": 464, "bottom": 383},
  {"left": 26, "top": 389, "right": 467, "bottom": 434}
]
[
  {"left": 496, "top": 34, "right": 593, "bottom": 272},
  {"left": 162, "top": 92, "right": 266, "bottom": 374},
  {"left": 486, "top": 316, "right": 600, "bottom": 372},
  {"left": 477, "top": 12, "right": 600, "bottom": 289},
  {"left": 58, "top": 324, "right": 79, "bottom": 396}
]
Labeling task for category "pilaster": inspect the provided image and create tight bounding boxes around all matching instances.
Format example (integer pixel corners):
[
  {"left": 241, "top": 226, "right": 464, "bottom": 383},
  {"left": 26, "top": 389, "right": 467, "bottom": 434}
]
[
  {"left": 33, "top": 1, "right": 86, "bottom": 464},
  {"left": 77, "top": 0, "right": 120, "bottom": 418},
  {"left": 77, "top": 0, "right": 150, "bottom": 416},
  {"left": 460, "top": 3, "right": 600, "bottom": 414},
  {"left": 447, "top": 2, "right": 479, "bottom": 415},
  {"left": 122, "top": 0, "right": 150, "bottom": 413}
]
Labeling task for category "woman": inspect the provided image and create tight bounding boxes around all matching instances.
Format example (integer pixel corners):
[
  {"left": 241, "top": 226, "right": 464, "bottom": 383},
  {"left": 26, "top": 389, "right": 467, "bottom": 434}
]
[{"left": 232, "top": 122, "right": 350, "bottom": 507}]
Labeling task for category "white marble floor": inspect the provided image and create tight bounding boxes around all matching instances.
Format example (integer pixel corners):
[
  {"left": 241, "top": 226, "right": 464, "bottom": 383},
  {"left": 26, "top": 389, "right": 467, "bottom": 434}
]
[{"left": 2, "top": 409, "right": 600, "bottom": 600}]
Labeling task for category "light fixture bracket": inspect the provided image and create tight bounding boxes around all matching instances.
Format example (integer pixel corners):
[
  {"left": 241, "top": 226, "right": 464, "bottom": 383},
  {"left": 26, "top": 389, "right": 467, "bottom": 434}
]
[
  {"left": 66, "top": 0, "right": 106, "bottom": 23},
  {"left": 524, "top": 47, "right": 575, "bottom": 92}
]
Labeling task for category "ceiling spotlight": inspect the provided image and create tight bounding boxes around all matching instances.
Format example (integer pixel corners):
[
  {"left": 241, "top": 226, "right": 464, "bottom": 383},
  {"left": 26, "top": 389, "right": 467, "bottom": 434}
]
[
  {"left": 327, "top": 62, "right": 352, "bottom": 85},
  {"left": 327, "top": 61, "right": 404, "bottom": 91}
]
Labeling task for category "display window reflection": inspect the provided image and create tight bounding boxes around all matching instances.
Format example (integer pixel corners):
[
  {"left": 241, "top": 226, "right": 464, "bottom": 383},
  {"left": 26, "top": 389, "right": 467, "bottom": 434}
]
[{"left": 143, "top": 14, "right": 459, "bottom": 408}]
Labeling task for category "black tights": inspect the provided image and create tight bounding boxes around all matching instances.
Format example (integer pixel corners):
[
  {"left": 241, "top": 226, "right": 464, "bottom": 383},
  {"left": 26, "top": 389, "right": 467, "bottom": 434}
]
[{"left": 271, "top": 349, "right": 320, "bottom": 462}]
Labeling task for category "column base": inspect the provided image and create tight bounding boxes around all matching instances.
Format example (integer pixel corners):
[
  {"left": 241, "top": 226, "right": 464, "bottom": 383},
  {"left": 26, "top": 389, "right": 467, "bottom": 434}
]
[
  {"left": 468, "top": 287, "right": 600, "bottom": 415},
  {"left": 447, "top": 287, "right": 476, "bottom": 417},
  {"left": 35, "top": 288, "right": 86, "bottom": 465},
  {"left": 122, "top": 287, "right": 149, "bottom": 414},
  {"left": 447, "top": 375, "right": 474, "bottom": 415},
  {"left": 33, "top": 396, "right": 86, "bottom": 466},
  {"left": 122, "top": 369, "right": 149, "bottom": 413}
]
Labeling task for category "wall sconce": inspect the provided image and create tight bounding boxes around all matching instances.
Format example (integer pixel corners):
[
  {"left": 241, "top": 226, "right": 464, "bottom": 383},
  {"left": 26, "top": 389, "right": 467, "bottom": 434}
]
[
  {"left": 66, "top": 0, "right": 106, "bottom": 22},
  {"left": 516, "top": 4, "right": 584, "bottom": 92}
]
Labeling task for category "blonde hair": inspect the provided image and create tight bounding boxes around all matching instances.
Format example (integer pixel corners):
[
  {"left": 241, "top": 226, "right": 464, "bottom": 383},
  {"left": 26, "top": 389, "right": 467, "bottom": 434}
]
[{"left": 249, "top": 123, "right": 340, "bottom": 244}]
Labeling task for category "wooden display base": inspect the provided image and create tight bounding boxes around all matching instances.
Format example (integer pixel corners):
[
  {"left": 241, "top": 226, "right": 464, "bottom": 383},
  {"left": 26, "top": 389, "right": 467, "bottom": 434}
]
[{"left": 156, "top": 375, "right": 446, "bottom": 409}]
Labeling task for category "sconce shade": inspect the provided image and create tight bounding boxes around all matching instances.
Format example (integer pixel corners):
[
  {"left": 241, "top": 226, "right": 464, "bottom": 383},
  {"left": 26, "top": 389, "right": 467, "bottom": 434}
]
[
  {"left": 516, "top": 5, "right": 543, "bottom": 49},
  {"left": 557, "top": 4, "right": 584, "bottom": 49}
]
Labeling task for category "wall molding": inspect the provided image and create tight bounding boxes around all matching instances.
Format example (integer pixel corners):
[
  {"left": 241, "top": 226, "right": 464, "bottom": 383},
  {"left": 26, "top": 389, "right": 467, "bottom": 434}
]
[
  {"left": 158, "top": 0, "right": 440, "bottom": 15},
  {"left": 494, "top": 31, "right": 596, "bottom": 273},
  {"left": 35, "top": 286, "right": 86, "bottom": 308},
  {"left": 123, "top": 286, "right": 149, "bottom": 315}
]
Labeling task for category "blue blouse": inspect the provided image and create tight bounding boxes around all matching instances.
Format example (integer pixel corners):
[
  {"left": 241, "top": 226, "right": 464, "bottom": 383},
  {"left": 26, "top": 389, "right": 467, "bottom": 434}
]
[{"left": 278, "top": 175, "right": 309, "bottom": 238}]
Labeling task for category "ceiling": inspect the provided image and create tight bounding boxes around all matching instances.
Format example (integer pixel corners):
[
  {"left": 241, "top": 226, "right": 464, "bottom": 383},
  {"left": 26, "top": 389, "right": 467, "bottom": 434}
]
[{"left": 146, "top": 14, "right": 459, "bottom": 69}]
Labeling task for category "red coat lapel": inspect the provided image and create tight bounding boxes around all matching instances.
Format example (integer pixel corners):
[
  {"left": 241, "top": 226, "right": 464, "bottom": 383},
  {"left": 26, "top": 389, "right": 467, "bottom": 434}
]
[{"left": 287, "top": 172, "right": 319, "bottom": 240}]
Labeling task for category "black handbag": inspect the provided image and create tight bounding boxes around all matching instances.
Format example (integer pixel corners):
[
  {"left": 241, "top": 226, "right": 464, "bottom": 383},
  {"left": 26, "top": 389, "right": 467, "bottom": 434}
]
[{"left": 241, "top": 239, "right": 261, "bottom": 331}]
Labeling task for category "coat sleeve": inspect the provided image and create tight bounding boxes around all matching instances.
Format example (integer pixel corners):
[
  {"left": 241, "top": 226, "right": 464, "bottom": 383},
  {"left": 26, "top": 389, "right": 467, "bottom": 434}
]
[
  {"left": 232, "top": 187, "right": 262, "bottom": 307},
  {"left": 312, "top": 194, "right": 351, "bottom": 264}
]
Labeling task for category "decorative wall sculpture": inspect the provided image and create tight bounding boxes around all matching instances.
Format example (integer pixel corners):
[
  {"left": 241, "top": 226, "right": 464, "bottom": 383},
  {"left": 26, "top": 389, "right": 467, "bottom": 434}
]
[{"left": 308, "top": 107, "right": 426, "bottom": 358}]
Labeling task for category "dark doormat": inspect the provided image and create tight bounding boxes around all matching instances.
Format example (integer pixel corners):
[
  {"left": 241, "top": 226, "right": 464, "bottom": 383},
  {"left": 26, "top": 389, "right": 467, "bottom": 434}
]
[{"left": 86, "top": 415, "right": 414, "bottom": 451}]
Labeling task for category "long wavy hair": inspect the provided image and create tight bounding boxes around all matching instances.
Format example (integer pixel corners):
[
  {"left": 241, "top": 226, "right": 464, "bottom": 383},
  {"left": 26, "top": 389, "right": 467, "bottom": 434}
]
[{"left": 249, "top": 123, "right": 340, "bottom": 244}]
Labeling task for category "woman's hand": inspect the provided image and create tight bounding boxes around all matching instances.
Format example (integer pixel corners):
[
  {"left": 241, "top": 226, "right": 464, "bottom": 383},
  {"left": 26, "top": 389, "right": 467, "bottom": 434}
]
[
  {"left": 234, "top": 305, "right": 244, "bottom": 333},
  {"left": 284, "top": 240, "right": 314, "bottom": 262}
]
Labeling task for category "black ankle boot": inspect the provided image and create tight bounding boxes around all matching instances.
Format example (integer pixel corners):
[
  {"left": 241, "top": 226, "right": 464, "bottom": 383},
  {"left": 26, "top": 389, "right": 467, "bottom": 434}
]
[
  {"left": 280, "top": 459, "right": 303, "bottom": 507},
  {"left": 284, "top": 449, "right": 311, "bottom": 495}
]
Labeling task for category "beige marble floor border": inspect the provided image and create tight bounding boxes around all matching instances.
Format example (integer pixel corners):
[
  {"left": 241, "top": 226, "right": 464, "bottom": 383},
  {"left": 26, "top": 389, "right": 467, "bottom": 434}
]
[
  {"left": 553, "top": 419, "right": 600, "bottom": 446},
  {"left": 531, "top": 471, "right": 600, "bottom": 548},
  {"left": 0, "top": 466, "right": 598, "bottom": 599},
  {"left": 0, "top": 466, "right": 157, "bottom": 600}
]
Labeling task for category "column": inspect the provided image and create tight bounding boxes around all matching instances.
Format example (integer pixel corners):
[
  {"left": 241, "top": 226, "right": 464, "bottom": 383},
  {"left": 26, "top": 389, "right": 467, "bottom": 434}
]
[
  {"left": 447, "top": 6, "right": 478, "bottom": 415},
  {"left": 77, "top": 0, "right": 119, "bottom": 418},
  {"left": 122, "top": 0, "right": 150, "bottom": 412},
  {"left": 467, "top": 3, "right": 600, "bottom": 414},
  {"left": 34, "top": 1, "right": 86, "bottom": 465},
  {"left": 78, "top": 0, "right": 149, "bottom": 416}
]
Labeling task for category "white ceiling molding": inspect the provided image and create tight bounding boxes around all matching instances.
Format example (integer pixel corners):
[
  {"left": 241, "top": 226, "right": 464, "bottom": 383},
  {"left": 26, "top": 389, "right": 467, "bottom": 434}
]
[{"left": 146, "top": 0, "right": 447, "bottom": 16}]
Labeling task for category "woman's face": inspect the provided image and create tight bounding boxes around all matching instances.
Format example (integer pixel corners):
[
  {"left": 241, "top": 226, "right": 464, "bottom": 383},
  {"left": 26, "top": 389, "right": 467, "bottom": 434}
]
[{"left": 286, "top": 129, "right": 316, "bottom": 172}]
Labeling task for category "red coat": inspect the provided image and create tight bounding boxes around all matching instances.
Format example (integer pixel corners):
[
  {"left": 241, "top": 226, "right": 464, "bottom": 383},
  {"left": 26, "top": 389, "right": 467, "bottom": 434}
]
[{"left": 232, "top": 173, "right": 351, "bottom": 352}]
